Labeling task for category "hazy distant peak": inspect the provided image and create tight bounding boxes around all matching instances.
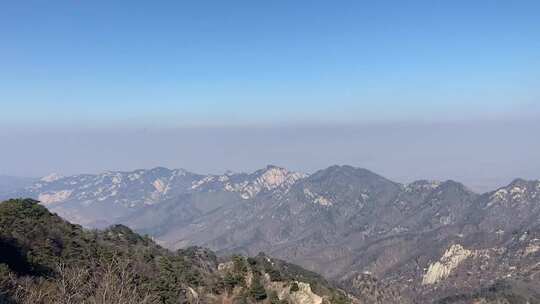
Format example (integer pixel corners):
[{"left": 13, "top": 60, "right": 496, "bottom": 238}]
[
  {"left": 40, "top": 173, "right": 63, "bottom": 182},
  {"left": 508, "top": 177, "right": 535, "bottom": 187},
  {"left": 148, "top": 166, "right": 171, "bottom": 172},
  {"left": 309, "top": 165, "right": 396, "bottom": 188},
  {"left": 437, "top": 180, "right": 473, "bottom": 192},
  {"left": 495, "top": 178, "right": 540, "bottom": 196},
  {"left": 315, "top": 165, "right": 382, "bottom": 177},
  {"left": 223, "top": 169, "right": 235, "bottom": 176},
  {"left": 262, "top": 164, "right": 283, "bottom": 170},
  {"left": 486, "top": 178, "right": 540, "bottom": 208},
  {"left": 404, "top": 180, "right": 443, "bottom": 191},
  {"left": 408, "top": 179, "right": 442, "bottom": 186}
]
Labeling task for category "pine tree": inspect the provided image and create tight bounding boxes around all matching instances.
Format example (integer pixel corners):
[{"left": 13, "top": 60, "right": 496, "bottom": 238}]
[{"left": 249, "top": 275, "right": 267, "bottom": 301}]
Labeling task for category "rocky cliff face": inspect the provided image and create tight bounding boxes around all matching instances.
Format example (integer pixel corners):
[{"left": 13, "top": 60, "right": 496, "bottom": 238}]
[{"left": 422, "top": 244, "right": 473, "bottom": 285}]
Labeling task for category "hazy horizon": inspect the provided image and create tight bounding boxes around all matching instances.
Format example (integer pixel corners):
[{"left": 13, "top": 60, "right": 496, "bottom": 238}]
[{"left": 2, "top": 118, "right": 539, "bottom": 193}]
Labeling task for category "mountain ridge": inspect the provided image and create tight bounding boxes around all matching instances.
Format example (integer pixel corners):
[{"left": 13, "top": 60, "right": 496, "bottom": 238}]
[{"left": 4, "top": 165, "right": 540, "bottom": 302}]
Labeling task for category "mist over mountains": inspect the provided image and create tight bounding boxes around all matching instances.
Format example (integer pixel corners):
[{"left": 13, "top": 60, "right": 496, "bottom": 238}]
[
  {"left": 4, "top": 165, "right": 540, "bottom": 302},
  {"left": 3, "top": 120, "right": 540, "bottom": 193}
]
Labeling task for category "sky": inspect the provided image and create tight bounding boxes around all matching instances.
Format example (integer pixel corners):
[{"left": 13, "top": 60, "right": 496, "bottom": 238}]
[{"left": 0, "top": 1, "right": 539, "bottom": 190}]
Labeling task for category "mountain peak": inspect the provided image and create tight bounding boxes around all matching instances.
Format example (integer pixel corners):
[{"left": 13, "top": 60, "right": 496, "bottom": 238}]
[
  {"left": 304, "top": 166, "right": 400, "bottom": 204},
  {"left": 405, "top": 180, "right": 443, "bottom": 191},
  {"left": 188, "top": 166, "right": 307, "bottom": 200},
  {"left": 40, "top": 173, "right": 63, "bottom": 183},
  {"left": 324, "top": 165, "right": 380, "bottom": 176},
  {"left": 486, "top": 178, "right": 540, "bottom": 207},
  {"left": 252, "top": 165, "right": 307, "bottom": 192},
  {"left": 498, "top": 178, "right": 540, "bottom": 195},
  {"left": 312, "top": 165, "right": 393, "bottom": 185},
  {"left": 438, "top": 180, "right": 472, "bottom": 192},
  {"left": 264, "top": 164, "right": 282, "bottom": 170},
  {"left": 223, "top": 169, "right": 235, "bottom": 176},
  {"left": 508, "top": 178, "right": 533, "bottom": 187},
  {"left": 150, "top": 166, "right": 170, "bottom": 171},
  {"left": 253, "top": 165, "right": 291, "bottom": 175}
]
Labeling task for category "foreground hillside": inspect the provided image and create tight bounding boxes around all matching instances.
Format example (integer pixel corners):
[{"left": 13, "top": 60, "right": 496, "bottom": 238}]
[{"left": 0, "top": 199, "right": 354, "bottom": 304}]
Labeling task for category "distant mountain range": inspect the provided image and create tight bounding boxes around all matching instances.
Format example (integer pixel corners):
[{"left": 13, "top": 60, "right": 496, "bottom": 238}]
[{"left": 5, "top": 165, "right": 540, "bottom": 303}]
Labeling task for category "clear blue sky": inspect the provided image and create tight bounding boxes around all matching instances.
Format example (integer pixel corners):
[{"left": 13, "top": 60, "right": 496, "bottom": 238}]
[{"left": 1, "top": 0, "right": 539, "bottom": 127}]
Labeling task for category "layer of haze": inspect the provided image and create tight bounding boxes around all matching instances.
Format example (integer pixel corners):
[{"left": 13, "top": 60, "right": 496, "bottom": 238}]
[{"left": 1, "top": 120, "right": 539, "bottom": 193}]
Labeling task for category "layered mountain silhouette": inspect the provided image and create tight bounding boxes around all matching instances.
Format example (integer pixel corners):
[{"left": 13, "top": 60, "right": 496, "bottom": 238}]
[{"left": 6, "top": 165, "right": 540, "bottom": 303}]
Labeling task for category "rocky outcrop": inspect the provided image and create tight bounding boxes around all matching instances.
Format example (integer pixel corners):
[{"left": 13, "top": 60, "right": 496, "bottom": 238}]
[
  {"left": 37, "top": 189, "right": 72, "bottom": 204},
  {"left": 422, "top": 244, "right": 472, "bottom": 285},
  {"left": 268, "top": 281, "right": 323, "bottom": 304}
]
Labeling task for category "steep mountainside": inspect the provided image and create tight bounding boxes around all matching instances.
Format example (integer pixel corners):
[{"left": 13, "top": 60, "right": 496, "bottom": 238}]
[
  {"left": 7, "top": 166, "right": 540, "bottom": 303},
  {"left": 0, "top": 199, "right": 357, "bottom": 304}
]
